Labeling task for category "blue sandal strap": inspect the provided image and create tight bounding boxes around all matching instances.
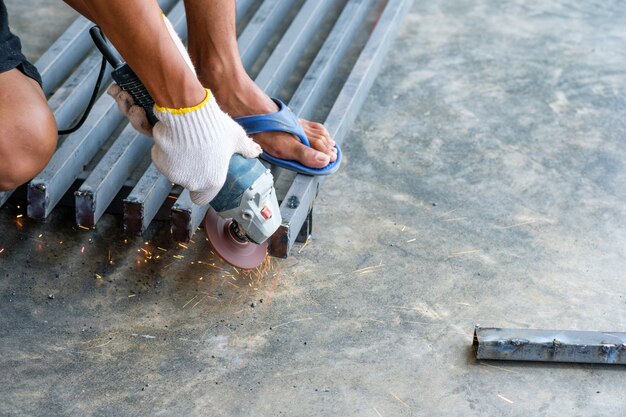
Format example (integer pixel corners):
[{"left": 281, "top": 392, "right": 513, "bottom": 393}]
[
  {"left": 234, "top": 98, "right": 341, "bottom": 176},
  {"left": 234, "top": 99, "right": 310, "bottom": 147}
]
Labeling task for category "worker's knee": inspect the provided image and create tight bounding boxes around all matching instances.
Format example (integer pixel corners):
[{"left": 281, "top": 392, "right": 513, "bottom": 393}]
[{"left": 0, "top": 108, "right": 57, "bottom": 191}]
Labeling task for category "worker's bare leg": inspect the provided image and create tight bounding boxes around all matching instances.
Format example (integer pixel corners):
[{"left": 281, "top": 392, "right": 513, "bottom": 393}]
[
  {"left": 63, "top": 0, "right": 204, "bottom": 109},
  {"left": 184, "top": 0, "right": 337, "bottom": 168},
  {"left": 0, "top": 69, "right": 57, "bottom": 191}
]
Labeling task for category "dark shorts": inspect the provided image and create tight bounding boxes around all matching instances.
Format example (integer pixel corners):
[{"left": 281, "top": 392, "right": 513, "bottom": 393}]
[{"left": 0, "top": 0, "right": 42, "bottom": 86}]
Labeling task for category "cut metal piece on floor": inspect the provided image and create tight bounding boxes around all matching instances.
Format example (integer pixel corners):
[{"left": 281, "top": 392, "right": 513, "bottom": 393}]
[{"left": 473, "top": 326, "right": 626, "bottom": 365}]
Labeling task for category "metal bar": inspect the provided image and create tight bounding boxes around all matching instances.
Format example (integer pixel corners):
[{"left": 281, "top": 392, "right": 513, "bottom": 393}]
[
  {"left": 27, "top": 95, "right": 123, "bottom": 219},
  {"left": 36, "top": 17, "right": 93, "bottom": 97},
  {"left": 75, "top": 127, "right": 152, "bottom": 228},
  {"left": 171, "top": 190, "right": 207, "bottom": 242},
  {"left": 238, "top": 0, "right": 295, "bottom": 71},
  {"left": 74, "top": 3, "right": 188, "bottom": 228},
  {"left": 0, "top": 192, "right": 12, "bottom": 207},
  {"left": 124, "top": 0, "right": 261, "bottom": 236},
  {"left": 27, "top": 3, "right": 186, "bottom": 220},
  {"left": 254, "top": 0, "right": 336, "bottom": 96},
  {"left": 289, "top": 0, "right": 374, "bottom": 121},
  {"left": 473, "top": 326, "right": 626, "bottom": 365},
  {"left": 124, "top": 165, "right": 173, "bottom": 235},
  {"left": 296, "top": 208, "right": 313, "bottom": 243},
  {"left": 269, "top": 0, "right": 414, "bottom": 258},
  {"left": 47, "top": 51, "right": 113, "bottom": 131}
]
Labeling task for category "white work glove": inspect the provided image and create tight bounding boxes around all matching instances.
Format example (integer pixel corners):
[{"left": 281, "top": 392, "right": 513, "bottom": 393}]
[
  {"left": 152, "top": 89, "right": 262, "bottom": 206},
  {"left": 107, "top": 15, "right": 261, "bottom": 206},
  {"left": 107, "top": 13, "right": 197, "bottom": 137}
]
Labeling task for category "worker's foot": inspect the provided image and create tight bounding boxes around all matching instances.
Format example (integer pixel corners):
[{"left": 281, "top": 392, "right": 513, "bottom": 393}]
[{"left": 201, "top": 74, "right": 337, "bottom": 169}]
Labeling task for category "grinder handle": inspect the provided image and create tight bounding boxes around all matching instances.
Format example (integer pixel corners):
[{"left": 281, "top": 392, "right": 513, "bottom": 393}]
[
  {"left": 89, "top": 26, "right": 123, "bottom": 68},
  {"left": 89, "top": 25, "right": 159, "bottom": 126}
]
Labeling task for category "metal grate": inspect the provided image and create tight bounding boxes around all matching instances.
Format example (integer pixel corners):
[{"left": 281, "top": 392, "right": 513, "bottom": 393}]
[{"left": 0, "top": 0, "right": 412, "bottom": 259}]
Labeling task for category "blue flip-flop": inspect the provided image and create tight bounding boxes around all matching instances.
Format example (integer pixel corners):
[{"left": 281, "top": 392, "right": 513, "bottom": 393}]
[{"left": 234, "top": 98, "right": 341, "bottom": 175}]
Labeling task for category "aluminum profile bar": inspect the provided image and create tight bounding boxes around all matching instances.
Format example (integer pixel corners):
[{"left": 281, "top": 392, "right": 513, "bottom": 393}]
[
  {"left": 473, "top": 326, "right": 626, "bottom": 365},
  {"left": 269, "top": 0, "right": 414, "bottom": 258},
  {"left": 27, "top": 95, "right": 123, "bottom": 219},
  {"left": 170, "top": 190, "right": 207, "bottom": 243},
  {"left": 123, "top": 165, "right": 173, "bottom": 236},
  {"left": 0, "top": 192, "right": 11, "bottom": 208},
  {"left": 74, "top": 2, "right": 188, "bottom": 228},
  {"left": 75, "top": 127, "right": 152, "bottom": 228},
  {"left": 171, "top": 0, "right": 329, "bottom": 243},
  {"left": 253, "top": 0, "right": 336, "bottom": 96},
  {"left": 238, "top": 0, "right": 295, "bottom": 71},
  {"left": 36, "top": 16, "right": 93, "bottom": 97},
  {"left": 46, "top": 52, "right": 113, "bottom": 131},
  {"left": 27, "top": 3, "right": 186, "bottom": 220},
  {"left": 288, "top": 0, "right": 373, "bottom": 121},
  {"left": 123, "top": 0, "right": 261, "bottom": 236}
]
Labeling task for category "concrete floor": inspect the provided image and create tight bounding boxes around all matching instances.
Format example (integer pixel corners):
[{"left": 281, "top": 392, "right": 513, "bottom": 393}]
[{"left": 2, "top": 0, "right": 626, "bottom": 416}]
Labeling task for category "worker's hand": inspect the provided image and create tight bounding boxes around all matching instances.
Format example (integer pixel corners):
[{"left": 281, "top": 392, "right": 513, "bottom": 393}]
[
  {"left": 106, "top": 14, "right": 196, "bottom": 138},
  {"left": 151, "top": 88, "right": 262, "bottom": 206},
  {"left": 107, "top": 84, "right": 153, "bottom": 136}
]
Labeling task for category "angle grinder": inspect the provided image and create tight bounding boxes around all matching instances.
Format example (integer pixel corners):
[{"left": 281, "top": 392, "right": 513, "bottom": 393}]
[{"left": 89, "top": 26, "right": 281, "bottom": 269}]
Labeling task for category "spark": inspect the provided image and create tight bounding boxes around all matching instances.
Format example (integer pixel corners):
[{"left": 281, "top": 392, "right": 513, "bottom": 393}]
[
  {"left": 182, "top": 295, "right": 198, "bottom": 309},
  {"left": 272, "top": 317, "right": 313, "bottom": 329},
  {"left": 406, "top": 238, "right": 416, "bottom": 243},
  {"left": 157, "top": 247, "right": 168, "bottom": 252},
  {"left": 81, "top": 246, "right": 85, "bottom": 253},
  {"left": 297, "top": 239, "right": 310, "bottom": 253},
  {"left": 95, "top": 274, "right": 102, "bottom": 279},
  {"left": 373, "top": 407, "right": 383, "bottom": 417},
  {"left": 16, "top": 214, "right": 23, "bottom": 219},
  {"left": 497, "top": 394, "right": 514, "bottom": 404},
  {"left": 447, "top": 249, "right": 480, "bottom": 258},
  {"left": 498, "top": 219, "right": 538, "bottom": 229},
  {"left": 173, "top": 255, "right": 185, "bottom": 260},
  {"left": 389, "top": 392, "right": 410, "bottom": 408},
  {"left": 78, "top": 225, "right": 90, "bottom": 230},
  {"left": 178, "top": 243, "right": 188, "bottom": 249},
  {"left": 353, "top": 262, "right": 384, "bottom": 275}
]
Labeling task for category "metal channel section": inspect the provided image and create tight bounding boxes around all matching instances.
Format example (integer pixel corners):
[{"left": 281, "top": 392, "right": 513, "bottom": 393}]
[
  {"left": 269, "top": 0, "right": 414, "bottom": 258},
  {"left": 238, "top": 0, "right": 295, "bottom": 71},
  {"left": 170, "top": 0, "right": 334, "bottom": 243},
  {"left": 37, "top": 17, "right": 93, "bottom": 97},
  {"left": 473, "top": 327, "right": 626, "bottom": 365},
  {"left": 26, "top": 2, "right": 181, "bottom": 220},
  {"left": 74, "top": 4, "right": 188, "bottom": 229},
  {"left": 123, "top": 0, "right": 256, "bottom": 236}
]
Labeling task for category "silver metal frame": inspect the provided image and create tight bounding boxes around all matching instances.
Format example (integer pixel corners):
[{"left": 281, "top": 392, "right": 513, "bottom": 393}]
[{"left": 3, "top": 0, "right": 413, "bottom": 264}]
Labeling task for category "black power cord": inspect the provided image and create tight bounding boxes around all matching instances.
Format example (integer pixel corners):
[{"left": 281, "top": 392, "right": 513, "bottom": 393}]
[{"left": 57, "top": 54, "right": 108, "bottom": 136}]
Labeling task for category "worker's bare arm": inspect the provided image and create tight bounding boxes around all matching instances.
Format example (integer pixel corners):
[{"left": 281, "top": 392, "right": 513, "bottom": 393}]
[{"left": 62, "top": 0, "right": 204, "bottom": 108}]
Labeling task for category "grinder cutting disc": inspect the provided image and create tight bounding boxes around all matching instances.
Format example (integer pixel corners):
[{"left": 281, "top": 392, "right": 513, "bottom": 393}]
[{"left": 203, "top": 208, "right": 267, "bottom": 269}]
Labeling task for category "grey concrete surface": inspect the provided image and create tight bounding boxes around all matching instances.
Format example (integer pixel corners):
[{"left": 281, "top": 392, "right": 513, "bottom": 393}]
[{"left": 2, "top": 0, "right": 626, "bottom": 416}]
